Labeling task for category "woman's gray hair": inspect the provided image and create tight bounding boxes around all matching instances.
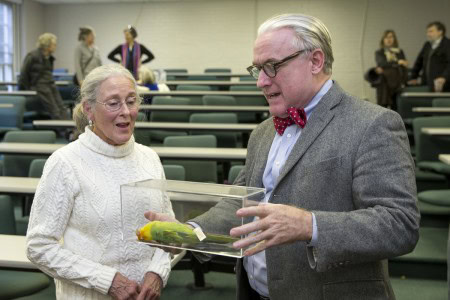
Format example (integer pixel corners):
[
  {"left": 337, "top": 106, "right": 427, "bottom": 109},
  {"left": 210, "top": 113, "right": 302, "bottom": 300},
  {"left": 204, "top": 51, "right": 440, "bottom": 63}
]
[
  {"left": 36, "top": 33, "right": 57, "bottom": 50},
  {"left": 258, "top": 14, "right": 334, "bottom": 74},
  {"left": 73, "top": 64, "right": 142, "bottom": 135}
]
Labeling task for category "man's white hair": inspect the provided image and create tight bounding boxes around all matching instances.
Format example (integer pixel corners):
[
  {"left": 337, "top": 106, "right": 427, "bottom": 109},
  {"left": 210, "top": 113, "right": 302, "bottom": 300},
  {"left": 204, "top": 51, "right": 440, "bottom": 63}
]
[{"left": 258, "top": 14, "right": 334, "bottom": 74}]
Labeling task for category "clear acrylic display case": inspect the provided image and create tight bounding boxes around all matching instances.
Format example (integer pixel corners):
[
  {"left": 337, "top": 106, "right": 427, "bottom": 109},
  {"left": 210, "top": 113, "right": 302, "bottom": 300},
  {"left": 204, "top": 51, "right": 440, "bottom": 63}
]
[{"left": 120, "top": 179, "right": 265, "bottom": 258}]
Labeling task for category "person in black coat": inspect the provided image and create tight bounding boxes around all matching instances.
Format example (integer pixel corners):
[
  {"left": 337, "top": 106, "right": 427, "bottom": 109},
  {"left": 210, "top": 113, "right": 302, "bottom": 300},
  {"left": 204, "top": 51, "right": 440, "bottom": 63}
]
[
  {"left": 19, "top": 33, "right": 68, "bottom": 120},
  {"left": 409, "top": 21, "right": 450, "bottom": 92},
  {"left": 374, "top": 30, "right": 408, "bottom": 109},
  {"left": 107, "top": 26, "right": 154, "bottom": 79}
]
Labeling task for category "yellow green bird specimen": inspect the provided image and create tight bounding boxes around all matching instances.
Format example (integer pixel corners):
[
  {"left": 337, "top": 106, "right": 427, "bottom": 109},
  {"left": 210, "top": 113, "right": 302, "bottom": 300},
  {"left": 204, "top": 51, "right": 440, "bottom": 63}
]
[{"left": 136, "top": 221, "right": 238, "bottom": 245}]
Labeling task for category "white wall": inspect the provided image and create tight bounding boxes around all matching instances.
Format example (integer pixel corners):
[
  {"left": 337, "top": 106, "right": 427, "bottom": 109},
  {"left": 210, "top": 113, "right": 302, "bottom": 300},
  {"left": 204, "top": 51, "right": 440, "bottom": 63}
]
[
  {"left": 21, "top": 0, "right": 450, "bottom": 102},
  {"left": 20, "top": 0, "right": 45, "bottom": 58}
]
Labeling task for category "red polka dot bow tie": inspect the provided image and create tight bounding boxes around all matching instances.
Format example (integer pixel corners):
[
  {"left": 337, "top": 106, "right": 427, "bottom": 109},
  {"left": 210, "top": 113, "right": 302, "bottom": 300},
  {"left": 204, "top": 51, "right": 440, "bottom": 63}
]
[{"left": 273, "top": 107, "right": 307, "bottom": 136}]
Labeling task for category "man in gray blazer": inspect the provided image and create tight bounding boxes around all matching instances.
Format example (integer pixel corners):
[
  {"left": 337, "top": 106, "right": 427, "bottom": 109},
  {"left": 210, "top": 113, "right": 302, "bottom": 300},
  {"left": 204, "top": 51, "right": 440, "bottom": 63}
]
[{"left": 146, "top": 14, "right": 419, "bottom": 300}]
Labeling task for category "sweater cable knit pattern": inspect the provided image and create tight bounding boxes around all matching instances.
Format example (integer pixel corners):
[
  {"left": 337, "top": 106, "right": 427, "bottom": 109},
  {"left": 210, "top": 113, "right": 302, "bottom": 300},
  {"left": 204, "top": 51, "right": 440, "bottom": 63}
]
[{"left": 26, "top": 127, "right": 174, "bottom": 300}]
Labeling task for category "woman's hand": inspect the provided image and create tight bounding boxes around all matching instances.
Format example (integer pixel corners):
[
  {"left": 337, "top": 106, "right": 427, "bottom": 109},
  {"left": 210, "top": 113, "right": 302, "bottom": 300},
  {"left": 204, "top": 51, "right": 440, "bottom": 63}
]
[
  {"left": 137, "top": 272, "right": 163, "bottom": 300},
  {"left": 398, "top": 59, "right": 408, "bottom": 67},
  {"left": 375, "top": 67, "right": 383, "bottom": 74},
  {"left": 109, "top": 272, "right": 141, "bottom": 300}
]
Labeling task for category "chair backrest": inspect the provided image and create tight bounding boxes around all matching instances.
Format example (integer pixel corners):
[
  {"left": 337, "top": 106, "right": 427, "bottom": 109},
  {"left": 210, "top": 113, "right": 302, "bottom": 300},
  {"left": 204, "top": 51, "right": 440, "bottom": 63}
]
[
  {"left": 401, "top": 86, "right": 430, "bottom": 93},
  {"left": 176, "top": 85, "right": 211, "bottom": 105},
  {"left": 163, "top": 164, "right": 186, "bottom": 181},
  {"left": 164, "top": 69, "right": 188, "bottom": 73},
  {"left": 189, "top": 113, "right": 239, "bottom": 148},
  {"left": 0, "top": 195, "right": 16, "bottom": 234},
  {"left": 412, "top": 116, "right": 450, "bottom": 162},
  {"left": 163, "top": 135, "right": 218, "bottom": 182},
  {"left": 228, "top": 165, "right": 244, "bottom": 184},
  {"left": 3, "top": 130, "right": 56, "bottom": 177},
  {"left": 239, "top": 76, "right": 256, "bottom": 82},
  {"left": 204, "top": 68, "right": 231, "bottom": 73},
  {"left": 0, "top": 96, "right": 26, "bottom": 130},
  {"left": 229, "top": 85, "right": 266, "bottom": 122},
  {"left": 186, "top": 75, "right": 217, "bottom": 81},
  {"left": 432, "top": 98, "right": 450, "bottom": 107},
  {"left": 134, "top": 112, "right": 151, "bottom": 145},
  {"left": 397, "top": 94, "right": 433, "bottom": 121},
  {"left": 57, "top": 85, "right": 78, "bottom": 101},
  {"left": 150, "top": 97, "right": 191, "bottom": 122},
  {"left": 176, "top": 85, "right": 212, "bottom": 91},
  {"left": 28, "top": 159, "right": 47, "bottom": 178},
  {"left": 202, "top": 95, "right": 236, "bottom": 106}
]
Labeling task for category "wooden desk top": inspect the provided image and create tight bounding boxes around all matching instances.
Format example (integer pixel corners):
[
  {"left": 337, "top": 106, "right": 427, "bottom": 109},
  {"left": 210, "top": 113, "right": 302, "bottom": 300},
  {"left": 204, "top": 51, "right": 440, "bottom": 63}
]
[
  {"left": 0, "top": 143, "right": 247, "bottom": 160},
  {"left": 0, "top": 91, "right": 37, "bottom": 96},
  {"left": 139, "top": 90, "right": 263, "bottom": 96},
  {"left": 0, "top": 103, "right": 14, "bottom": 108},
  {"left": 413, "top": 107, "right": 450, "bottom": 113},
  {"left": 165, "top": 73, "right": 250, "bottom": 77},
  {"left": 165, "top": 81, "right": 256, "bottom": 86},
  {"left": 0, "top": 234, "right": 185, "bottom": 270},
  {"left": 0, "top": 81, "right": 69, "bottom": 86},
  {"left": 0, "top": 177, "right": 39, "bottom": 194},
  {"left": 139, "top": 104, "right": 269, "bottom": 112},
  {"left": 439, "top": 154, "right": 450, "bottom": 165},
  {"left": 402, "top": 92, "right": 450, "bottom": 98},
  {"left": 32, "top": 120, "right": 258, "bottom": 132},
  {"left": 421, "top": 128, "right": 450, "bottom": 135}
]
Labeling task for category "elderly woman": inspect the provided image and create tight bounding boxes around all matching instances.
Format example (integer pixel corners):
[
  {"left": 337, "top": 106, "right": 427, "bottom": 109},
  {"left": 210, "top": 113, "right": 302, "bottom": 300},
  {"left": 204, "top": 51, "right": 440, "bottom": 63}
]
[
  {"left": 108, "top": 26, "right": 154, "bottom": 79},
  {"left": 74, "top": 26, "right": 102, "bottom": 86},
  {"left": 19, "top": 33, "right": 68, "bottom": 120},
  {"left": 26, "top": 64, "right": 174, "bottom": 300}
]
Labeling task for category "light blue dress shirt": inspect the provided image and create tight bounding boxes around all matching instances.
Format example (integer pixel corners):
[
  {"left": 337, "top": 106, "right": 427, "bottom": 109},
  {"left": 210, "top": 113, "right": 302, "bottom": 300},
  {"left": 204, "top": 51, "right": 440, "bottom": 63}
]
[{"left": 244, "top": 79, "right": 333, "bottom": 297}]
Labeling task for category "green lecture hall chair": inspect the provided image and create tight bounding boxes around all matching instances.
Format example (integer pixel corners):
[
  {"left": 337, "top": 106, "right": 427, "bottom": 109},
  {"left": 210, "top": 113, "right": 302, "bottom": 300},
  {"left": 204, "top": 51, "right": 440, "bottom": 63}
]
[
  {"left": 133, "top": 112, "right": 151, "bottom": 146},
  {"left": 189, "top": 113, "right": 240, "bottom": 148},
  {"left": 432, "top": 98, "right": 450, "bottom": 107},
  {"left": 176, "top": 85, "right": 212, "bottom": 105},
  {"left": 0, "top": 95, "right": 26, "bottom": 136},
  {"left": 163, "top": 164, "right": 186, "bottom": 181},
  {"left": 0, "top": 195, "right": 52, "bottom": 299},
  {"left": 202, "top": 95, "right": 236, "bottom": 106},
  {"left": 148, "top": 97, "right": 191, "bottom": 145},
  {"left": 163, "top": 135, "right": 218, "bottom": 183},
  {"left": 228, "top": 165, "right": 244, "bottom": 185},
  {"left": 229, "top": 85, "right": 267, "bottom": 123}
]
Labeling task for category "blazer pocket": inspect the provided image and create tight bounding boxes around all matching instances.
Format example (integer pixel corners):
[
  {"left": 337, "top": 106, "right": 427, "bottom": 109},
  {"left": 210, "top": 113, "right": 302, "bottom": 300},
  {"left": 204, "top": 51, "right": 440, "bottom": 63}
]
[
  {"left": 323, "top": 279, "right": 389, "bottom": 300},
  {"left": 302, "top": 156, "right": 342, "bottom": 175}
]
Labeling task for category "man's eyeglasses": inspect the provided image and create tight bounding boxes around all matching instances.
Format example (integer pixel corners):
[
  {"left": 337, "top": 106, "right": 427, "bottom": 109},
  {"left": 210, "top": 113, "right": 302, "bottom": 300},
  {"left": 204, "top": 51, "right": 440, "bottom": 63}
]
[
  {"left": 246, "top": 49, "right": 308, "bottom": 80},
  {"left": 96, "top": 97, "right": 139, "bottom": 112}
]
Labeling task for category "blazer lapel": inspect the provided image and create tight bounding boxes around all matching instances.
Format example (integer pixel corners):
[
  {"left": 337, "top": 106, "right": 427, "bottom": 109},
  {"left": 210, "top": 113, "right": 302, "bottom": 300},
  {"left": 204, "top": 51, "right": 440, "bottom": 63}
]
[
  {"left": 249, "top": 123, "right": 275, "bottom": 188},
  {"left": 274, "top": 83, "right": 344, "bottom": 187}
]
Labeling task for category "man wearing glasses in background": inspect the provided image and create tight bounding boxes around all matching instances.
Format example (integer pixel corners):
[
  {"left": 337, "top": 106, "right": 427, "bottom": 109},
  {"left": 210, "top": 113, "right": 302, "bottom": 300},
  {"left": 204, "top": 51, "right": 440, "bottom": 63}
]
[{"left": 146, "top": 14, "right": 419, "bottom": 300}]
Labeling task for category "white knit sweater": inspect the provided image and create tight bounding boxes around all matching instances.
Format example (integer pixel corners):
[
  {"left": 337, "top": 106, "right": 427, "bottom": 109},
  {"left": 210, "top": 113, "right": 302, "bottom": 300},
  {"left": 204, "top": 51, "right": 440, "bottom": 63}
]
[{"left": 26, "top": 127, "right": 174, "bottom": 300}]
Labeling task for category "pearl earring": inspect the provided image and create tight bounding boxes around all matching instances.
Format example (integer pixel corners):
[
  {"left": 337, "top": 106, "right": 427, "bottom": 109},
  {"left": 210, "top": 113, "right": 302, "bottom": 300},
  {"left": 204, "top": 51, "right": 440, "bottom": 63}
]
[{"left": 89, "top": 119, "right": 93, "bottom": 127}]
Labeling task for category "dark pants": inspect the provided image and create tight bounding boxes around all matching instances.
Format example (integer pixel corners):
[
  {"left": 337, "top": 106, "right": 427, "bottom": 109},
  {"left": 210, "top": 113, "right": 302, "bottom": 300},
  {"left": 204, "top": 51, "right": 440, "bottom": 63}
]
[{"left": 35, "top": 84, "right": 69, "bottom": 120}]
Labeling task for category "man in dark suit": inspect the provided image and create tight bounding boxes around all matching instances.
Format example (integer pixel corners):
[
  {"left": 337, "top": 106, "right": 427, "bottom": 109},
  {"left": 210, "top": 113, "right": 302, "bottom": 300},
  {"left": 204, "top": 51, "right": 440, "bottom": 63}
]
[
  {"left": 146, "top": 14, "right": 419, "bottom": 299},
  {"left": 409, "top": 21, "right": 450, "bottom": 92}
]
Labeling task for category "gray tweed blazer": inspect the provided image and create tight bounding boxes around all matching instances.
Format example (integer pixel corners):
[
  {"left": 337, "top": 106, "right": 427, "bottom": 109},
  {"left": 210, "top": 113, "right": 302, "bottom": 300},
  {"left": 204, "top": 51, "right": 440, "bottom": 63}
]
[{"left": 192, "top": 82, "right": 420, "bottom": 300}]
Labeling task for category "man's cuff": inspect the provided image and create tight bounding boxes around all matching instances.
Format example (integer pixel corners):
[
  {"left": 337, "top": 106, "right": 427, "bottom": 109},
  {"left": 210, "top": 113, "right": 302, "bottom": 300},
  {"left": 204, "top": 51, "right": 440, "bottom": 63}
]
[{"left": 307, "top": 213, "right": 318, "bottom": 246}]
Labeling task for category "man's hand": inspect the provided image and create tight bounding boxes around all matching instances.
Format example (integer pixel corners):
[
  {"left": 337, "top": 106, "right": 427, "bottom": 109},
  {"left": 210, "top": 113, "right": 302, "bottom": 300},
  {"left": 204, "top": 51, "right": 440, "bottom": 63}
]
[
  {"left": 109, "top": 272, "right": 141, "bottom": 300},
  {"left": 137, "top": 272, "right": 163, "bottom": 300},
  {"left": 230, "top": 204, "right": 313, "bottom": 256}
]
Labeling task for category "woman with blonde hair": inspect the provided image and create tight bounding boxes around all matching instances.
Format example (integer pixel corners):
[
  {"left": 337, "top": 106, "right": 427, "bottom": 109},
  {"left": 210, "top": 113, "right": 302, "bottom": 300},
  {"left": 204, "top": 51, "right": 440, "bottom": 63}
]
[{"left": 27, "top": 64, "right": 174, "bottom": 300}]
